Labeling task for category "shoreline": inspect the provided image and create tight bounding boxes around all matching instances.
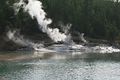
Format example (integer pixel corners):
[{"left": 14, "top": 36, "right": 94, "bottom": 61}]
[{"left": 0, "top": 51, "right": 120, "bottom": 61}]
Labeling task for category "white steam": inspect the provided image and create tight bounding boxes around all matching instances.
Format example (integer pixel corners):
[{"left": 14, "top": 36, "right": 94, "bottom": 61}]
[
  {"left": 6, "top": 30, "right": 44, "bottom": 50},
  {"left": 14, "top": 0, "right": 68, "bottom": 42},
  {"left": 13, "top": 0, "right": 120, "bottom": 53},
  {"left": 80, "top": 33, "right": 88, "bottom": 43}
]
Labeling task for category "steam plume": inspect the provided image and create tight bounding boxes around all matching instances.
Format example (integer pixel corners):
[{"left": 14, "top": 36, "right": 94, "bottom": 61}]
[{"left": 14, "top": 0, "right": 69, "bottom": 42}]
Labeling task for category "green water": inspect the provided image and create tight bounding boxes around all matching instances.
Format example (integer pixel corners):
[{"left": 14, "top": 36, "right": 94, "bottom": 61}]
[{"left": 0, "top": 52, "right": 120, "bottom": 80}]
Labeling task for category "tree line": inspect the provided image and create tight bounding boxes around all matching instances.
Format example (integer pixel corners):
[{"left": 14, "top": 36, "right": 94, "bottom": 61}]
[{"left": 0, "top": 0, "right": 120, "bottom": 42}]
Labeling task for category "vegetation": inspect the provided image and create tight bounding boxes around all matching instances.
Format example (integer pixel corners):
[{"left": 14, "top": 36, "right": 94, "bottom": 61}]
[
  {"left": 42, "top": 0, "right": 120, "bottom": 41},
  {"left": 0, "top": 0, "right": 120, "bottom": 42}
]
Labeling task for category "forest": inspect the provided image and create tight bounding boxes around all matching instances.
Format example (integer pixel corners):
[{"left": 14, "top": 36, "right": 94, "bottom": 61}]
[
  {"left": 0, "top": 0, "right": 120, "bottom": 43},
  {"left": 1, "top": 1, "right": 120, "bottom": 79}
]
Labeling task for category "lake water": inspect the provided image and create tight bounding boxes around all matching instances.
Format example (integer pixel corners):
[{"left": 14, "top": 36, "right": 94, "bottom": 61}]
[{"left": 0, "top": 51, "right": 120, "bottom": 80}]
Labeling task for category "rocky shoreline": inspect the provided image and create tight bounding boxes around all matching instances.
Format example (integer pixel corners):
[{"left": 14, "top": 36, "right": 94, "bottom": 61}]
[{"left": 0, "top": 34, "right": 120, "bottom": 51}]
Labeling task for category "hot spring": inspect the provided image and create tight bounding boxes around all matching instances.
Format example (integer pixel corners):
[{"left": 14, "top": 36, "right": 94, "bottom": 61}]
[
  {"left": 0, "top": 1, "right": 120, "bottom": 80},
  {"left": 5, "top": 0, "right": 118, "bottom": 53}
]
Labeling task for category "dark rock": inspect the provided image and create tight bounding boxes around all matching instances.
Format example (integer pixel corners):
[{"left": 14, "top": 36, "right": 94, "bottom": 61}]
[{"left": 0, "top": 37, "right": 25, "bottom": 51}]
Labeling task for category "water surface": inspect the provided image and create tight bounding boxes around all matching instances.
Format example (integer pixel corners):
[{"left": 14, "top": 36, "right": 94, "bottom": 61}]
[{"left": 0, "top": 51, "right": 120, "bottom": 80}]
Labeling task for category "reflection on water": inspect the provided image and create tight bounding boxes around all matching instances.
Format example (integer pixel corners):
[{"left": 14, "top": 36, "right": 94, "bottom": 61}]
[{"left": 0, "top": 51, "right": 120, "bottom": 80}]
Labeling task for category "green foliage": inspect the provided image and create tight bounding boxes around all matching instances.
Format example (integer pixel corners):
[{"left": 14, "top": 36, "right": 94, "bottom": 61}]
[
  {"left": 42, "top": 0, "right": 120, "bottom": 41},
  {"left": 0, "top": 0, "right": 120, "bottom": 41},
  {"left": 0, "top": 0, "right": 15, "bottom": 34}
]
